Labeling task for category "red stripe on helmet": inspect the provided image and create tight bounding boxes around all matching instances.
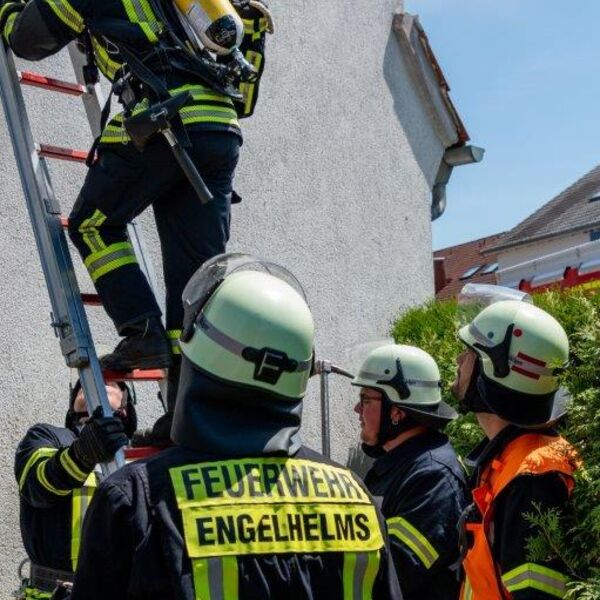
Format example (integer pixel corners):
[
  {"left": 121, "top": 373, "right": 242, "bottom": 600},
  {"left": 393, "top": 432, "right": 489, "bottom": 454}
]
[
  {"left": 511, "top": 365, "right": 541, "bottom": 380},
  {"left": 517, "top": 352, "right": 546, "bottom": 367}
]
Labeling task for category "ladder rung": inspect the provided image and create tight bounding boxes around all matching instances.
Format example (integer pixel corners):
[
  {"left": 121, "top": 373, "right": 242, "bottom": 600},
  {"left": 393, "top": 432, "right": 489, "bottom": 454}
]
[
  {"left": 81, "top": 293, "right": 101, "bottom": 306},
  {"left": 37, "top": 143, "right": 87, "bottom": 163},
  {"left": 103, "top": 369, "right": 166, "bottom": 382},
  {"left": 124, "top": 446, "right": 168, "bottom": 460},
  {"left": 18, "top": 70, "right": 85, "bottom": 96}
]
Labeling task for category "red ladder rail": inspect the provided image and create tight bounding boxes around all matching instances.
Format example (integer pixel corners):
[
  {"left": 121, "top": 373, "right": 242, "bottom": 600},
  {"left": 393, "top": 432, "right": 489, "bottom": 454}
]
[
  {"left": 81, "top": 293, "right": 101, "bottom": 306},
  {"left": 36, "top": 143, "right": 87, "bottom": 163},
  {"left": 18, "top": 70, "right": 85, "bottom": 96},
  {"left": 103, "top": 369, "right": 166, "bottom": 382}
]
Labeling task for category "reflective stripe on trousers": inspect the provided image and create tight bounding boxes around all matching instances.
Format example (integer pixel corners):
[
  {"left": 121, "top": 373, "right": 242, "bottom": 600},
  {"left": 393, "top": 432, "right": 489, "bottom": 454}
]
[
  {"left": 193, "top": 556, "right": 239, "bottom": 600},
  {"left": 343, "top": 551, "right": 380, "bottom": 600},
  {"left": 78, "top": 209, "right": 107, "bottom": 254},
  {"left": 84, "top": 241, "right": 138, "bottom": 283}
]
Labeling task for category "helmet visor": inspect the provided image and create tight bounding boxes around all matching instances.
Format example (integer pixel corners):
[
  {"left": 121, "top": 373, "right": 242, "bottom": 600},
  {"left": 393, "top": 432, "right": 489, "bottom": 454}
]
[
  {"left": 458, "top": 282, "right": 532, "bottom": 309},
  {"left": 182, "top": 253, "right": 307, "bottom": 342},
  {"left": 457, "top": 283, "right": 532, "bottom": 330}
]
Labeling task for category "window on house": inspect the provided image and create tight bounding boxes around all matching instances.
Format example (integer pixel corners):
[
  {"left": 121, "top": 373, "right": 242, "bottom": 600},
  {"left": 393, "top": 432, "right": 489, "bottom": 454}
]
[
  {"left": 588, "top": 195, "right": 600, "bottom": 203},
  {"left": 590, "top": 230, "right": 600, "bottom": 242},
  {"left": 481, "top": 262, "right": 499, "bottom": 274},
  {"left": 460, "top": 265, "right": 482, "bottom": 279}
]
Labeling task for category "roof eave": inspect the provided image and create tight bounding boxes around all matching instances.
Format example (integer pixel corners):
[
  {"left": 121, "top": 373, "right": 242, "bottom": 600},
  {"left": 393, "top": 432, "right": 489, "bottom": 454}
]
[
  {"left": 392, "top": 12, "right": 470, "bottom": 148},
  {"left": 483, "top": 222, "right": 600, "bottom": 255}
]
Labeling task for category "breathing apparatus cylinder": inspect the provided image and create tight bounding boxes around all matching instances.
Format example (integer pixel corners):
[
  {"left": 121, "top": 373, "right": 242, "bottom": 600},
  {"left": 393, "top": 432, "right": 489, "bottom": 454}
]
[{"left": 173, "top": 0, "right": 244, "bottom": 56}]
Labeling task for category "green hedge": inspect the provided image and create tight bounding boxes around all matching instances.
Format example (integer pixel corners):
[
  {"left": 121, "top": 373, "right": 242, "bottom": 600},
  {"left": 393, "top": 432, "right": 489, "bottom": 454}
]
[{"left": 391, "top": 289, "right": 600, "bottom": 598}]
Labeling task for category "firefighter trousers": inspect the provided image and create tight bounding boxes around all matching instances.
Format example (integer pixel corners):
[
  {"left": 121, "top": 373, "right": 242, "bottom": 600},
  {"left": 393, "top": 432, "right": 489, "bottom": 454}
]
[{"left": 68, "top": 130, "right": 241, "bottom": 344}]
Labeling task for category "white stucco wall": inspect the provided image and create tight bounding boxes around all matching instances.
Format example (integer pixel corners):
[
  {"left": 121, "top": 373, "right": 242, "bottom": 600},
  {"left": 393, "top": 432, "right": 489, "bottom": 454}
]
[{"left": 0, "top": 1, "right": 448, "bottom": 590}]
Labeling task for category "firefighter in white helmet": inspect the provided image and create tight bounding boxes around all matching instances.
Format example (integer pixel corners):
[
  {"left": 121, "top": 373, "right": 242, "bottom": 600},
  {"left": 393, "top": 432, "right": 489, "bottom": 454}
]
[
  {"left": 68, "top": 254, "right": 403, "bottom": 600},
  {"left": 452, "top": 285, "right": 580, "bottom": 600},
  {"left": 352, "top": 344, "right": 470, "bottom": 600}
]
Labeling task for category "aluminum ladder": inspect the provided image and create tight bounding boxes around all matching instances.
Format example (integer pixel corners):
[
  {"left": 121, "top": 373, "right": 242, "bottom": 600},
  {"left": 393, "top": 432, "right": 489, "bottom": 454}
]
[{"left": 0, "top": 41, "right": 166, "bottom": 473}]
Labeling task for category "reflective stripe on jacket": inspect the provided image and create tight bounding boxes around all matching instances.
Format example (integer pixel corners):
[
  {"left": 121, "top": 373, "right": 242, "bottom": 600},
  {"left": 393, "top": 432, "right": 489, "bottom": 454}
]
[{"left": 71, "top": 471, "right": 98, "bottom": 570}]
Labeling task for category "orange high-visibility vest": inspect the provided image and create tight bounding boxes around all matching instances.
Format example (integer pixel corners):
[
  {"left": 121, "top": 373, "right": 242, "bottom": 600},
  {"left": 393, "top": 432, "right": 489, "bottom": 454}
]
[{"left": 459, "top": 433, "right": 578, "bottom": 600}]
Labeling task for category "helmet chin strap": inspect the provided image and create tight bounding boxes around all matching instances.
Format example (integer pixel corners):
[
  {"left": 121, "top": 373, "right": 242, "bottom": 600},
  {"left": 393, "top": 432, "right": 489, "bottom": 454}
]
[
  {"left": 458, "top": 358, "right": 491, "bottom": 415},
  {"left": 361, "top": 394, "right": 419, "bottom": 458}
]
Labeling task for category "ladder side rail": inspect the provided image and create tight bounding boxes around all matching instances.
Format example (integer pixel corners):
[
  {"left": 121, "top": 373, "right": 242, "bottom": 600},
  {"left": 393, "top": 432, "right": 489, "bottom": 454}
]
[
  {"left": 0, "top": 45, "right": 123, "bottom": 472},
  {"left": 67, "top": 43, "right": 104, "bottom": 138},
  {"left": 126, "top": 219, "right": 163, "bottom": 312},
  {"left": 0, "top": 45, "right": 88, "bottom": 367}
]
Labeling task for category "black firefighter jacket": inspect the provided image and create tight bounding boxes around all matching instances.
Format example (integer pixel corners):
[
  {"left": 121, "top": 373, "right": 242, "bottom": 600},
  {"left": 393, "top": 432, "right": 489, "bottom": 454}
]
[
  {"left": 70, "top": 445, "right": 404, "bottom": 600},
  {"left": 364, "top": 430, "right": 470, "bottom": 600},
  {"left": 14, "top": 423, "right": 97, "bottom": 573}
]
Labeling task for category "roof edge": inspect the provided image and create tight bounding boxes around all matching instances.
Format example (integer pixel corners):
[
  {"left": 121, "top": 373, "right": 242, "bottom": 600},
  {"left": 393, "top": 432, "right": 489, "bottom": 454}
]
[
  {"left": 483, "top": 222, "right": 600, "bottom": 254},
  {"left": 434, "top": 232, "right": 505, "bottom": 256},
  {"left": 392, "top": 12, "right": 470, "bottom": 147},
  {"left": 486, "top": 164, "right": 600, "bottom": 253}
]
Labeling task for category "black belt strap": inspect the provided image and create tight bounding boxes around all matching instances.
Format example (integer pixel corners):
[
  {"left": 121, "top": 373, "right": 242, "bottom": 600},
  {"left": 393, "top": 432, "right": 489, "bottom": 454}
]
[
  {"left": 86, "top": 86, "right": 114, "bottom": 166},
  {"left": 117, "top": 43, "right": 192, "bottom": 149},
  {"left": 30, "top": 563, "right": 73, "bottom": 593}
]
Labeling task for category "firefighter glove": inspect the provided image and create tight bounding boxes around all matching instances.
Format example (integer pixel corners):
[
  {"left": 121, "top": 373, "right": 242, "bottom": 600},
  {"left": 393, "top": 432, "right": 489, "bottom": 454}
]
[{"left": 70, "top": 407, "right": 128, "bottom": 469}]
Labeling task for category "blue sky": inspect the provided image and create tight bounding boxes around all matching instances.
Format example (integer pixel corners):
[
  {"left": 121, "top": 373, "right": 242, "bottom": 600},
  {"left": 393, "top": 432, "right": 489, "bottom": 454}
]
[{"left": 405, "top": 0, "right": 600, "bottom": 250}]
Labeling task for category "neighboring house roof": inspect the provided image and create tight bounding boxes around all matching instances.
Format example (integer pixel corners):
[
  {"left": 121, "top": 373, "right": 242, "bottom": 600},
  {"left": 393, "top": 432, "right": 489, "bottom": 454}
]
[
  {"left": 487, "top": 164, "right": 600, "bottom": 253},
  {"left": 434, "top": 233, "right": 505, "bottom": 300},
  {"left": 393, "top": 11, "right": 470, "bottom": 147}
]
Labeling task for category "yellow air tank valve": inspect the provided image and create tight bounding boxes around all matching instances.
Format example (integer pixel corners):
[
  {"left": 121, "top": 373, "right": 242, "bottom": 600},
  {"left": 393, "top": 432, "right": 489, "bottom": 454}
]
[{"left": 174, "top": 0, "right": 258, "bottom": 83}]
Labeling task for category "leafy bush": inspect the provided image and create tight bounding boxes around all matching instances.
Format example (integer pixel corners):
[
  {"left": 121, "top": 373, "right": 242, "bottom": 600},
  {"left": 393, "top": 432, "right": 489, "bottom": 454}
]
[{"left": 391, "top": 289, "right": 600, "bottom": 596}]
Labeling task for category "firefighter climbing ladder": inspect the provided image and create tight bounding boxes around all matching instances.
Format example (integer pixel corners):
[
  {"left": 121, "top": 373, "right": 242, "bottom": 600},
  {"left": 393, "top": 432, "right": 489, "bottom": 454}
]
[{"left": 0, "top": 41, "right": 166, "bottom": 472}]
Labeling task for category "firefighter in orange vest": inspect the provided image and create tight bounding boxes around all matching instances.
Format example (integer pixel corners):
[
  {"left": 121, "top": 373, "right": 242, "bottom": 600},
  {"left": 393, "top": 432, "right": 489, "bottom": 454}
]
[{"left": 451, "top": 287, "right": 579, "bottom": 600}]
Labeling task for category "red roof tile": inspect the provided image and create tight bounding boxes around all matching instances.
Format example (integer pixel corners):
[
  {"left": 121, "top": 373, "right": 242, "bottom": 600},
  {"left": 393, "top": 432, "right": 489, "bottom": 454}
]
[{"left": 434, "top": 233, "right": 505, "bottom": 300}]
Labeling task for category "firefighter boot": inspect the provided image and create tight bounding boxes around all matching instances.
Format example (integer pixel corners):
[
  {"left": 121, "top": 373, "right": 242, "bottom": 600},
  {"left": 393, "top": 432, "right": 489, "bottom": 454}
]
[{"left": 100, "top": 317, "right": 174, "bottom": 371}]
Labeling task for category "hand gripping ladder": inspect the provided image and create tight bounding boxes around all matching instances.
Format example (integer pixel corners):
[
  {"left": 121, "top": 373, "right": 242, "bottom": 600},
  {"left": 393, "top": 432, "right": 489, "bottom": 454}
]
[{"left": 0, "top": 41, "right": 166, "bottom": 473}]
